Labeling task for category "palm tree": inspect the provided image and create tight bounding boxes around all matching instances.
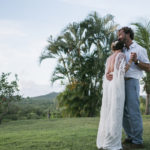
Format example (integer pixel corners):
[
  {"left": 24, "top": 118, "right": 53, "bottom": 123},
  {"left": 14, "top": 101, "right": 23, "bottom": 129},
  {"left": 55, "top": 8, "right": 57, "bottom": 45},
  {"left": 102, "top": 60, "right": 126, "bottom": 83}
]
[
  {"left": 132, "top": 21, "right": 150, "bottom": 114},
  {"left": 78, "top": 12, "right": 118, "bottom": 116},
  {"left": 40, "top": 12, "right": 118, "bottom": 117}
]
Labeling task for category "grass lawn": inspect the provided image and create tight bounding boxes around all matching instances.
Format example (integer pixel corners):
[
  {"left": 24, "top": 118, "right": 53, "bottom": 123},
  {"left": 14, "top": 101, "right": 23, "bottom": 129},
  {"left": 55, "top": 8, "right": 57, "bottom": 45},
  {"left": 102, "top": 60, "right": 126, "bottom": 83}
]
[{"left": 0, "top": 116, "right": 150, "bottom": 150}]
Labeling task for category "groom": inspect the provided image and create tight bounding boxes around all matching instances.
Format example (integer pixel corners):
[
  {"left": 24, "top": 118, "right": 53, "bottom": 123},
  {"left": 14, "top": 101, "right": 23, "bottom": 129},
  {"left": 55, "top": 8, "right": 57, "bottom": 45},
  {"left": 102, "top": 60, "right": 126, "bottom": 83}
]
[{"left": 107, "top": 27, "right": 150, "bottom": 149}]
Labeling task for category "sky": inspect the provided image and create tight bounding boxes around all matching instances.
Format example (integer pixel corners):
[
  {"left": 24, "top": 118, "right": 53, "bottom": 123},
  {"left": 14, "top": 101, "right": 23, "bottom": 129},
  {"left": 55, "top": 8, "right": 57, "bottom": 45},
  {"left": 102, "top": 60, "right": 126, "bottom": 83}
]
[{"left": 0, "top": 0, "right": 149, "bottom": 97}]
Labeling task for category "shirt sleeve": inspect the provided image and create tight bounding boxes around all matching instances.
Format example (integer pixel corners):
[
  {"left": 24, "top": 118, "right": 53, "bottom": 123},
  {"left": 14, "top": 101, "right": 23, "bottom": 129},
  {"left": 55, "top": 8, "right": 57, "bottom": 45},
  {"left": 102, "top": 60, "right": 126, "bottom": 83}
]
[{"left": 138, "top": 47, "right": 150, "bottom": 63}]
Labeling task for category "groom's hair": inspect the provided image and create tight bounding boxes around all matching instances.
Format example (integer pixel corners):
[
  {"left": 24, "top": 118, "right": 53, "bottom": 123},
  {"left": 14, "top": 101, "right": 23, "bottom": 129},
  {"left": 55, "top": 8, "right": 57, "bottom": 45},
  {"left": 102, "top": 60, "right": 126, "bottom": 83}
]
[{"left": 119, "top": 27, "right": 134, "bottom": 40}]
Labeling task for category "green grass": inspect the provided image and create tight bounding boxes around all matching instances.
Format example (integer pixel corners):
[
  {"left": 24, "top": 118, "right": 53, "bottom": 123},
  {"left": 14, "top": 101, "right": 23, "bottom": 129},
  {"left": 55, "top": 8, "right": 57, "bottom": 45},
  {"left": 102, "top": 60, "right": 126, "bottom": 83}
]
[{"left": 0, "top": 116, "right": 150, "bottom": 150}]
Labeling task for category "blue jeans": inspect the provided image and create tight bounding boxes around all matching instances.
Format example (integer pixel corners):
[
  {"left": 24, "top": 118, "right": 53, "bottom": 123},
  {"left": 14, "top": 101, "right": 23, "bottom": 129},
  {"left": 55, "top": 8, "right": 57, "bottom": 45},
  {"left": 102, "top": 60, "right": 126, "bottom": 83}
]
[{"left": 123, "top": 78, "right": 143, "bottom": 144}]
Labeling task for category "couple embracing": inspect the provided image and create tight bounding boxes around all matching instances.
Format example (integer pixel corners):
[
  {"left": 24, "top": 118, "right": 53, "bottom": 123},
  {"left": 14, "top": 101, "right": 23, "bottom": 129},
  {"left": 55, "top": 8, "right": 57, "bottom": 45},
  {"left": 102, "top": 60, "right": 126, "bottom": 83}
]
[{"left": 96, "top": 27, "right": 150, "bottom": 150}]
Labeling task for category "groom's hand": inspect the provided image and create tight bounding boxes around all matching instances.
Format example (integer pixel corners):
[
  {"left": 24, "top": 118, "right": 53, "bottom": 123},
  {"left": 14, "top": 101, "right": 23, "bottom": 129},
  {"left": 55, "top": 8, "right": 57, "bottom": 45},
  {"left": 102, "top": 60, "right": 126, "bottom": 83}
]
[{"left": 106, "top": 73, "right": 113, "bottom": 81}]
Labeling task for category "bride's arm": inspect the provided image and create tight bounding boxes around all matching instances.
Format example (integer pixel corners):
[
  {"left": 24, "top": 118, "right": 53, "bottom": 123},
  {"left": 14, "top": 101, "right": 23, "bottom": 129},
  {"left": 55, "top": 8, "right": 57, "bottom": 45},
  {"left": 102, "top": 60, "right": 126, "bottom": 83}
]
[{"left": 125, "top": 59, "right": 133, "bottom": 72}]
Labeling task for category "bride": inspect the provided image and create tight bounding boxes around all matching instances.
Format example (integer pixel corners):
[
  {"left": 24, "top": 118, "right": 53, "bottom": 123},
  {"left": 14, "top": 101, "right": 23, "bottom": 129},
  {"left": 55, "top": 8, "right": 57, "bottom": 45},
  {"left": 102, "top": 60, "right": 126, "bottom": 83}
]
[{"left": 96, "top": 40, "right": 132, "bottom": 150}]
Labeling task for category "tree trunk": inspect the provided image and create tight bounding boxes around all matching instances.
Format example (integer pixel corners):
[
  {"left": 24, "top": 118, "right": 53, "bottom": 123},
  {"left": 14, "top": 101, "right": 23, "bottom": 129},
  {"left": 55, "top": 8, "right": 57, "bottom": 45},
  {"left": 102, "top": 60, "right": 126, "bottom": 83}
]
[
  {"left": 60, "top": 54, "right": 71, "bottom": 84},
  {"left": 0, "top": 116, "right": 2, "bottom": 124},
  {"left": 145, "top": 93, "right": 150, "bottom": 115}
]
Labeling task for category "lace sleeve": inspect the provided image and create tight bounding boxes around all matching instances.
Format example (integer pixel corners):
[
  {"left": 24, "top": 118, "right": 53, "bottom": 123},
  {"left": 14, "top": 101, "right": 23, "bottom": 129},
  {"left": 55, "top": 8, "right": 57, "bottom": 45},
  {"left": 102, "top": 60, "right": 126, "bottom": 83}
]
[{"left": 115, "top": 53, "right": 126, "bottom": 76}]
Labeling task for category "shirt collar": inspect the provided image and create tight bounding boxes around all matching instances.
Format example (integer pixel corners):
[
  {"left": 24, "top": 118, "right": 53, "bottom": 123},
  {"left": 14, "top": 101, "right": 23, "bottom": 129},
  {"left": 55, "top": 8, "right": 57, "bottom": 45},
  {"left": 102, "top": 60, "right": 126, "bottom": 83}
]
[
  {"left": 124, "top": 41, "right": 136, "bottom": 51},
  {"left": 129, "top": 41, "right": 136, "bottom": 49}
]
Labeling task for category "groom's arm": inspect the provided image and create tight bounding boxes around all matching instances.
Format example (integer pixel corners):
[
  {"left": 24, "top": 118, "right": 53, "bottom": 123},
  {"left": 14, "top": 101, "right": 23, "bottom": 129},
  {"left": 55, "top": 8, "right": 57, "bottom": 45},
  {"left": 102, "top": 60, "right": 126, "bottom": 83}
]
[
  {"left": 135, "top": 61, "right": 150, "bottom": 72},
  {"left": 131, "top": 53, "right": 150, "bottom": 72}
]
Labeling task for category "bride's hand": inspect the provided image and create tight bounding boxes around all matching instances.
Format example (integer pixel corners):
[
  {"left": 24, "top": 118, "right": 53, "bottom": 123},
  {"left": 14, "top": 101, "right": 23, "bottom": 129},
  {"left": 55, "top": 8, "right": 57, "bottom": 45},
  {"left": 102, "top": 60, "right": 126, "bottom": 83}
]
[
  {"left": 125, "top": 59, "right": 133, "bottom": 72},
  {"left": 129, "top": 58, "right": 133, "bottom": 64},
  {"left": 106, "top": 72, "right": 113, "bottom": 81}
]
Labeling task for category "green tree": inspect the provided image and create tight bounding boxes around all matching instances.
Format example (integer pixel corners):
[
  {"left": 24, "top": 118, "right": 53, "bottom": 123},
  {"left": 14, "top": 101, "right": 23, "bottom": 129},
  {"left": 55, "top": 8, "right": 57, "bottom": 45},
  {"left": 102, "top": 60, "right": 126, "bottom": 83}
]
[
  {"left": 40, "top": 12, "right": 118, "bottom": 117},
  {"left": 132, "top": 21, "right": 150, "bottom": 114},
  {"left": 0, "top": 72, "right": 21, "bottom": 124}
]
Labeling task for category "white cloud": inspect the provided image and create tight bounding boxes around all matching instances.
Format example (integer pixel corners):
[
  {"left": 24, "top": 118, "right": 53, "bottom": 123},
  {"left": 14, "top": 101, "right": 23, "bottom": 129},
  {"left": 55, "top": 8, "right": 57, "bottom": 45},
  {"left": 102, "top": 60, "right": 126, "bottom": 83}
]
[
  {"left": 61, "top": 0, "right": 149, "bottom": 11},
  {"left": 0, "top": 20, "right": 27, "bottom": 37},
  {"left": 60, "top": 0, "right": 150, "bottom": 26},
  {"left": 19, "top": 80, "right": 65, "bottom": 97}
]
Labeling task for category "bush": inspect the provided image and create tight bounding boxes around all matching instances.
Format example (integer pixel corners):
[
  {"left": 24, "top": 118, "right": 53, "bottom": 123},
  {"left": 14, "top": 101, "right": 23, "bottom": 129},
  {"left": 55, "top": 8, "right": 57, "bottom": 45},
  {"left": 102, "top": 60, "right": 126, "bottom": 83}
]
[
  {"left": 5, "top": 114, "right": 18, "bottom": 120},
  {"left": 27, "top": 113, "right": 40, "bottom": 119},
  {"left": 140, "top": 96, "right": 146, "bottom": 114}
]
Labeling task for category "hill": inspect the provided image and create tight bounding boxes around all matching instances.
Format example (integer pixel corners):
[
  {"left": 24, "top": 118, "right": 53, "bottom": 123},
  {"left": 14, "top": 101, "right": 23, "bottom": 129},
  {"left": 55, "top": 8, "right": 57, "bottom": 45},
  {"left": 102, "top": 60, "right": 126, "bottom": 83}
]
[
  {"left": 5, "top": 92, "right": 60, "bottom": 120},
  {"left": 30, "top": 92, "right": 59, "bottom": 101}
]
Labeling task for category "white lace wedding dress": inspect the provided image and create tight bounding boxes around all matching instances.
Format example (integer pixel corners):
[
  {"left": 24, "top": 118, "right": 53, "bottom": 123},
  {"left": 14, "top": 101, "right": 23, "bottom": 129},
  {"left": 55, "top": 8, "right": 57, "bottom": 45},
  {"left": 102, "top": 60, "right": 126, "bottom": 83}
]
[{"left": 96, "top": 53, "right": 126, "bottom": 150}]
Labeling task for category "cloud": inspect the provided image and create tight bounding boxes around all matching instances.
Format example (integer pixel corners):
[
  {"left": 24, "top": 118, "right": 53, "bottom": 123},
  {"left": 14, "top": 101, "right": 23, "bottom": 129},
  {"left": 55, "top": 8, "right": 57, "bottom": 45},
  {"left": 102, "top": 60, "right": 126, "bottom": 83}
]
[
  {"left": 61, "top": 0, "right": 107, "bottom": 10},
  {"left": 19, "top": 80, "right": 65, "bottom": 97},
  {"left": 61, "top": 0, "right": 149, "bottom": 11},
  {"left": 0, "top": 19, "right": 60, "bottom": 97},
  {"left": 60, "top": 0, "right": 150, "bottom": 26},
  {"left": 0, "top": 20, "right": 27, "bottom": 37}
]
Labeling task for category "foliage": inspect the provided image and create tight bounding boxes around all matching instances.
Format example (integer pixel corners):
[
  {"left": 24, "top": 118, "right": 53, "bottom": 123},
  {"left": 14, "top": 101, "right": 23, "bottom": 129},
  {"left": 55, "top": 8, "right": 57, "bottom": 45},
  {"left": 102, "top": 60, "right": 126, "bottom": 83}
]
[
  {"left": 140, "top": 96, "right": 146, "bottom": 114},
  {"left": 40, "top": 12, "right": 118, "bottom": 117},
  {"left": 0, "top": 72, "right": 21, "bottom": 124},
  {"left": 3, "top": 96, "right": 61, "bottom": 121}
]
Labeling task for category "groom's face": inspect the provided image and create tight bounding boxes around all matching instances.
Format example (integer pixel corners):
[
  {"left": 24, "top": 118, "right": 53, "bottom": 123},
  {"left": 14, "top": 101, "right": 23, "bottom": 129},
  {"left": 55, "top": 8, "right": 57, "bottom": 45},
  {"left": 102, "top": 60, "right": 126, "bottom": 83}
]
[{"left": 118, "top": 30, "right": 126, "bottom": 43}]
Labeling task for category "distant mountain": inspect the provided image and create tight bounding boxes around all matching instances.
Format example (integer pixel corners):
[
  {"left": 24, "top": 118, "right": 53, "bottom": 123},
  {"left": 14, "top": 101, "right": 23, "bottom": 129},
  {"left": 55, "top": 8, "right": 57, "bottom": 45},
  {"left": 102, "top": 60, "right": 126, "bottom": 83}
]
[
  {"left": 30, "top": 92, "right": 59, "bottom": 101},
  {"left": 12, "top": 92, "right": 60, "bottom": 118}
]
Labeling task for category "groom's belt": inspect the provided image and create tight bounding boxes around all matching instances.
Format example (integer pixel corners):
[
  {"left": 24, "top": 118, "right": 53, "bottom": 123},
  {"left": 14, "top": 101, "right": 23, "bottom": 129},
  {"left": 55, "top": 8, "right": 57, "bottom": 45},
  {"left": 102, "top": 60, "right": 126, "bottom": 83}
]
[{"left": 125, "top": 77, "right": 133, "bottom": 80}]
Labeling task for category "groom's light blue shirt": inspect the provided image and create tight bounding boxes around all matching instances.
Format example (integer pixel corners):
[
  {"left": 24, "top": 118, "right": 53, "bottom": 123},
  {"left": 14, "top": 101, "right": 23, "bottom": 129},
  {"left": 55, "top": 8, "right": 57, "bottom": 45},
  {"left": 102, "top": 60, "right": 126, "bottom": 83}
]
[{"left": 123, "top": 41, "right": 150, "bottom": 79}]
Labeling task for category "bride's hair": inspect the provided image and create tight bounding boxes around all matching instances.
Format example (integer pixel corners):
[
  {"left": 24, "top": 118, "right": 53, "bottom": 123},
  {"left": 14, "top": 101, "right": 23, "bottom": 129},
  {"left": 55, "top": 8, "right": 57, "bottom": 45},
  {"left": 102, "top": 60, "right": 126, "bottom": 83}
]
[{"left": 111, "top": 40, "right": 124, "bottom": 51}]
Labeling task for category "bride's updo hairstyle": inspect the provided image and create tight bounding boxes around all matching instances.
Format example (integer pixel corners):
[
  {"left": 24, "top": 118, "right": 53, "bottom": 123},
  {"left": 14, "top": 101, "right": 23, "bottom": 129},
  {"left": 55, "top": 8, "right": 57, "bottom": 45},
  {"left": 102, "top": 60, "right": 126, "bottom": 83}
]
[{"left": 111, "top": 40, "right": 124, "bottom": 51}]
